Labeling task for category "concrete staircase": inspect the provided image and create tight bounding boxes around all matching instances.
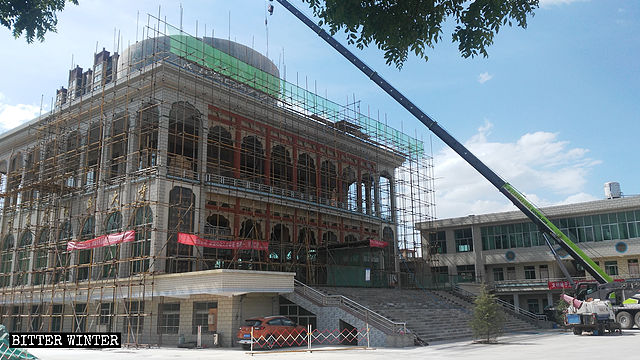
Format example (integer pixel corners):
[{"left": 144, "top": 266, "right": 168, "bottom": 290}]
[{"left": 317, "top": 287, "right": 539, "bottom": 343}]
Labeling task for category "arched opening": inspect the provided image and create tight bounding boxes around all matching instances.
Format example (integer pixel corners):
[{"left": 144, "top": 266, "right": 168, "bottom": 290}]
[
  {"left": 102, "top": 211, "right": 122, "bottom": 278},
  {"left": 32, "top": 228, "right": 49, "bottom": 285},
  {"left": 297, "top": 154, "right": 316, "bottom": 196},
  {"left": 269, "top": 224, "right": 291, "bottom": 268},
  {"left": 270, "top": 145, "right": 293, "bottom": 190},
  {"left": 108, "top": 112, "right": 129, "bottom": 179},
  {"left": 84, "top": 122, "right": 102, "bottom": 187},
  {"left": 0, "top": 234, "right": 14, "bottom": 287},
  {"left": 14, "top": 232, "right": 32, "bottom": 286},
  {"left": 64, "top": 131, "right": 81, "bottom": 187},
  {"left": 168, "top": 101, "right": 200, "bottom": 178},
  {"left": 77, "top": 216, "right": 95, "bottom": 281},
  {"left": 361, "top": 173, "right": 375, "bottom": 215},
  {"left": 383, "top": 227, "right": 394, "bottom": 242},
  {"left": 22, "top": 147, "right": 39, "bottom": 202},
  {"left": 345, "top": 234, "right": 358, "bottom": 243},
  {"left": 239, "top": 219, "right": 262, "bottom": 240},
  {"left": 8, "top": 153, "right": 23, "bottom": 206},
  {"left": 320, "top": 160, "right": 337, "bottom": 201},
  {"left": 240, "top": 136, "right": 265, "bottom": 183},
  {"left": 342, "top": 167, "right": 357, "bottom": 211},
  {"left": 136, "top": 102, "right": 159, "bottom": 170},
  {"left": 54, "top": 222, "right": 72, "bottom": 283},
  {"left": 207, "top": 126, "right": 233, "bottom": 177},
  {"left": 322, "top": 231, "right": 338, "bottom": 246},
  {"left": 201, "top": 213, "right": 232, "bottom": 270},
  {"left": 131, "top": 206, "right": 153, "bottom": 274},
  {"left": 379, "top": 173, "right": 392, "bottom": 220},
  {"left": 167, "top": 186, "right": 195, "bottom": 273}
]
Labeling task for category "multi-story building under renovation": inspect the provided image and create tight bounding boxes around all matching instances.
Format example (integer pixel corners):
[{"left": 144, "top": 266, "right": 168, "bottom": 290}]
[{"left": 0, "top": 19, "right": 432, "bottom": 347}]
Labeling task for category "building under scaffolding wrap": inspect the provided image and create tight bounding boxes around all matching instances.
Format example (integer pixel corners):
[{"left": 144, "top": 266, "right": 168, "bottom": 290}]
[{"left": 0, "top": 17, "right": 434, "bottom": 347}]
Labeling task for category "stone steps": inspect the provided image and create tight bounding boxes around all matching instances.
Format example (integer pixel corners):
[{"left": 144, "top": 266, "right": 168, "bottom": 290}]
[{"left": 316, "top": 287, "right": 539, "bottom": 343}]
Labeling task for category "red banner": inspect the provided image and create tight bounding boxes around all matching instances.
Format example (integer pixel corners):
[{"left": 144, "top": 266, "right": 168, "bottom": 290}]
[
  {"left": 548, "top": 280, "right": 572, "bottom": 290},
  {"left": 67, "top": 230, "right": 136, "bottom": 251},
  {"left": 369, "top": 239, "right": 389, "bottom": 248},
  {"left": 178, "top": 233, "right": 269, "bottom": 251}
]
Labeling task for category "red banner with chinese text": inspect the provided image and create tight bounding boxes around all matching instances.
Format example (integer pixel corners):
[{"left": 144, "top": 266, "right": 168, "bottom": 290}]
[
  {"left": 369, "top": 239, "right": 389, "bottom": 248},
  {"left": 547, "top": 280, "right": 572, "bottom": 290},
  {"left": 178, "top": 232, "right": 269, "bottom": 251},
  {"left": 67, "top": 230, "right": 136, "bottom": 251}
]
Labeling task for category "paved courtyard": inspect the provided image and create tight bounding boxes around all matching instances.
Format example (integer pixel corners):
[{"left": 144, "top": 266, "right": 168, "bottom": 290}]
[{"left": 28, "top": 330, "right": 638, "bottom": 360}]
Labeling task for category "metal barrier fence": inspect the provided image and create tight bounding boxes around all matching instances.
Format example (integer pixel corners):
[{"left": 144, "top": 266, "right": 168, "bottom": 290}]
[{"left": 245, "top": 324, "right": 370, "bottom": 352}]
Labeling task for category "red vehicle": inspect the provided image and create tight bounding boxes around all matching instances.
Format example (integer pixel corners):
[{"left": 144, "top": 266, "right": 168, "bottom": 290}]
[{"left": 236, "top": 316, "right": 307, "bottom": 350}]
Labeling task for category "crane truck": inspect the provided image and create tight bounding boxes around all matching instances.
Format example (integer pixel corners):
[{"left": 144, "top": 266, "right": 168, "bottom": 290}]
[{"left": 274, "top": 0, "right": 640, "bottom": 333}]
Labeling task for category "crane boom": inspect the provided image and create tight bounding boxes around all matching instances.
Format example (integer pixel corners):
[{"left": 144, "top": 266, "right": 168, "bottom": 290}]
[{"left": 276, "top": 0, "right": 613, "bottom": 284}]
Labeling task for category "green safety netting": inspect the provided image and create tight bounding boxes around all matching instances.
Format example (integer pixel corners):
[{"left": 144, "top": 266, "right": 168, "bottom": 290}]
[
  {"left": 166, "top": 25, "right": 424, "bottom": 156},
  {"left": 0, "top": 325, "right": 38, "bottom": 360}
]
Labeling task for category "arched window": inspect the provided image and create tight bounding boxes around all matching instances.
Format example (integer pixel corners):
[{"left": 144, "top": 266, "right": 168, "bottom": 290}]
[
  {"left": 8, "top": 153, "right": 23, "bottom": 206},
  {"left": 102, "top": 212, "right": 122, "bottom": 278},
  {"left": 345, "top": 234, "right": 358, "bottom": 243},
  {"left": 270, "top": 145, "right": 293, "bottom": 190},
  {"left": 240, "top": 136, "right": 265, "bottom": 183},
  {"left": 168, "top": 101, "right": 200, "bottom": 179},
  {"left": 379, "top": 173, "right": 392, "bottom": 220},
  {"left": 131, "top": 206, "right": 152, "bottom": 274},
  {"left": 201, "top": 213, "right": 232, "bottom": 270},
  {"left": 108, "top": 112, "right": 129, "bottom": 179},
  {"left": 167, "top": 187, "right": 195, "bottom": 273},
  {"left": 136, "top": 102, "right": 159, "bottom": 170},
  {"left": 64, "top": 131, "right": 81, "bottom": 187},
  {"left": 383, "top": 227, "right": 394, "bottom": 242},
  {"left": 298, "top": 228, "right": 317, "bottom": 246},
  {"left": 84, "top": 122, "right": 102, "bottom": 187},
  {"left": 362, "top": 174, "right": 375, "bottom": 215},
  {"left": 239, "top": 219, "right": 262, "bottom": 240},
  {"left": 53, "top": 222, "right": 72, "bottom": 283},
  {"left": 0, "top": 234, "right": 14, "bottom": 287},
  {"left": 207, "top": 126, "right": 233, "bottom": 177},
  {"left": 320, "top": 160, "right": 337, "bottom": 201},
  {"left": 14, "top": 231, "right": 33, "bottom": 286},
  {"left": 322, "top": 231, "right": 338, "bottom": 246},
  {"left": 22, "top": 147, "right": 39, "bottom": 202},
  {"left": 32, "top": 228, "right": 49, "bottom": 285},
  {"left": 297, "top": 154, "right": 316, "bottom": 196},
  {"left": 77, "top": 216, "right": 95, "bottom": 281},
  {"left": 342, "top": 167, "right": 357, "bottom": 211},
  {"left": 269, "top": 224, "right": 291, "bottom": 266}
]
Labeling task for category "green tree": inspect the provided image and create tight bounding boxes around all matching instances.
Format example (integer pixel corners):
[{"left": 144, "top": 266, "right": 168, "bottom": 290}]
[
  {"left": 470, "top": 286, "right": 505, "bottom": 343},
  {"left": 554, "top": 297, "right": 568, "bottom": 324},
  {"left": 0, "top": 0, "right": 78, "bottom": 43},
  {"left": 302, "top": 0, "right": 539, "bottom": 68}
]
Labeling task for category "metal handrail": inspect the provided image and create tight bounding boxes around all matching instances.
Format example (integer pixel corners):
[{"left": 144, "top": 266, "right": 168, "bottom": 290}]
[
  {"left": 452, "top": 285, "right": 548, "bottom": 322},
  {"left": 293, "top": 280, "right": 407, "bottom": 335}
]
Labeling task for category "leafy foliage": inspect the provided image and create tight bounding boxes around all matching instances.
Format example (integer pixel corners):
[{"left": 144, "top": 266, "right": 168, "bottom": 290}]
[
  {"left": 301, "top": 0, "right": 539, "bottom": 68},
  {"left": 470, "top": 285, "right": 505, "bottom": 343},
  {"left": 0, "top": 0, "right": 78, "bottom": 43},
  {"left": 554, "top": 297, "right": 569, "bottom": 324}
]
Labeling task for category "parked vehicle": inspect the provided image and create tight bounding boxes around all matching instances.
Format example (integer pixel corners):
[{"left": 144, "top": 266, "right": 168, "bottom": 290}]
[
  {"left": 575, "top": 281, "right": 640, "bottom": 329},
  {"left": 562, "top": 294, "right": 621, "bottom": 335},
  {"left": 236, "top": 316, "right": 306, "bottom": 350}
]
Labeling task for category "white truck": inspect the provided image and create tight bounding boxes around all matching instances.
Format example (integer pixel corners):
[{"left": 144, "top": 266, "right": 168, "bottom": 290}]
[{"left": 562, "top": 294, "right": 621, "bottom": 335}]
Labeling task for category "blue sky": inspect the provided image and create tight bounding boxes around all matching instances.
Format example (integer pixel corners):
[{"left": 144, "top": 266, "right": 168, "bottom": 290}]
[{"left": 0, "top": 0, "right": 638, "bottom": 218}]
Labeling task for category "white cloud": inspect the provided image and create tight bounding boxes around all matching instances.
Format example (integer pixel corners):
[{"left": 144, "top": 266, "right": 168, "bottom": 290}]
[
  {"left": 539, "top": 0, "right": 586, "bottom": 8},
  {"left": 0, "top": 93, "right": 42, "bottom": 132},
  {"left": 477, "top": 72, "right": 493, "bottom": 84},
  {"left": 433, "top": 121, "right": 601, "bottom": 219}
]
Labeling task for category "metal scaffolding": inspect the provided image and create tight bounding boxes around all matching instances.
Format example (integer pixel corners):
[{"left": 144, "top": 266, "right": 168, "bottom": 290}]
[{"left": 0, "top": 15, "right": 434, "bottom": 345}]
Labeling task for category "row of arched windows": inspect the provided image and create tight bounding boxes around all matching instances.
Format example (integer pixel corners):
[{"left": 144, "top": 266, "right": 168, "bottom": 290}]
[{"left": 0, "top": 206, "right": 152, "bottom": 287}]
